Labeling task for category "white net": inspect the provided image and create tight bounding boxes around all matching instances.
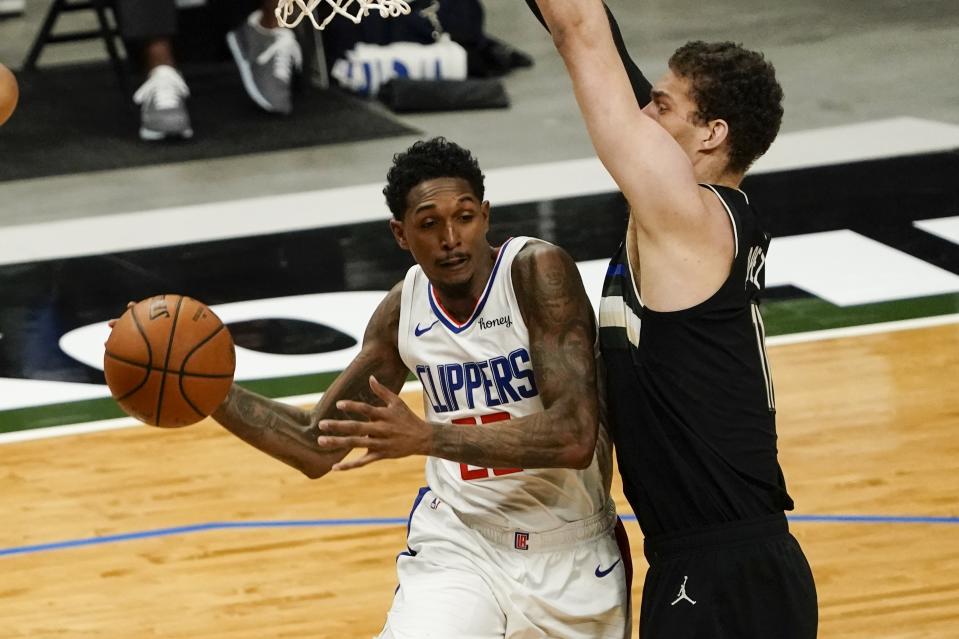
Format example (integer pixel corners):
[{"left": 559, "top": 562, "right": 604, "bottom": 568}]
[{"left": 275, "top": 0, "right": 412, "bottom": 31}]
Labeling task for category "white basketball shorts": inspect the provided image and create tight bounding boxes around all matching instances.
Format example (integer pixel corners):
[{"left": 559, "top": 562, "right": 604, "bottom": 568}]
[{"left": 375, "top": 488, "right": 632, "bottom": 639}]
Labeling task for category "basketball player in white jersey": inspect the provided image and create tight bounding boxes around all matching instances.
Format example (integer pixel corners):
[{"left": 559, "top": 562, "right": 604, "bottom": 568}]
[{"left": 212, "top": 137, "right": 631, "bottom": 638}]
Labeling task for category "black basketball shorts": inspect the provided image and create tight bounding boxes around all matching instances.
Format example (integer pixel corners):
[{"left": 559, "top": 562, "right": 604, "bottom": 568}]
[{"left": 639, "top": 513, "right": 818, "bottom": 639}]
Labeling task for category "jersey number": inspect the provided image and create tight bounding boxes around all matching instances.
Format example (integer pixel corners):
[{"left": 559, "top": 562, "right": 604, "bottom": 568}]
[{"left": 453, "top": 412, "right": 523, "bottom": 480}]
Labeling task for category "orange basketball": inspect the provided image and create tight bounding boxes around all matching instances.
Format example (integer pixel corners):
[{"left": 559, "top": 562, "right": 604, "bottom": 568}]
[
  {"left": 103, "top": 295, "right": 235, "bottom": 427},
  {"left": 0, "top": 63, "right": 18, "bottom": 126}
]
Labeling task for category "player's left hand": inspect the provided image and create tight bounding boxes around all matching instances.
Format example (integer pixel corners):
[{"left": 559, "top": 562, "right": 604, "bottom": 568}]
[{"left": 316, "top": 375, "right": 432, "bottom": 471}]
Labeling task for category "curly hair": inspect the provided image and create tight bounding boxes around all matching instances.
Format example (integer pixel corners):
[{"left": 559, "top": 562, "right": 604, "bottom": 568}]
[
  {"left": 669, "top": 41, "right": 784, "bottom": 174},
  {"left": 383, "top": 137, "right": 486, "bottom": 219}
]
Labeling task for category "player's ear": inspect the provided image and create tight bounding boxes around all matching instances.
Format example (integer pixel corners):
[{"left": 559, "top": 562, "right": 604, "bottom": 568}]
[
  {"left": 481, "top": 201, "right": 491, "bottom": 228},
  {"left": 702, "top": 118, "right": 729, "bottom": 151},
  {"left": 389, "top": 218, "right": 410, "bottom": 250}
]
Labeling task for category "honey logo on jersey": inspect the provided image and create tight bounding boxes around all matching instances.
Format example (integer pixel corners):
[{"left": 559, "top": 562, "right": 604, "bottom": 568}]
[{"left": 477, "top": 315, "right": 512, "bottom": 331}]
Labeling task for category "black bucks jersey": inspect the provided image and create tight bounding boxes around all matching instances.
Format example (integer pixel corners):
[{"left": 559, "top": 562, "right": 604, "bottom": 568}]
[{"left": 598, "top": 184, "right": 794, "bottom": 537}]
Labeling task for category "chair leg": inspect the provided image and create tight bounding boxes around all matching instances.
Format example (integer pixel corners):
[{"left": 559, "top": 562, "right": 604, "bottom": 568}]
[
  {"left": 22, "top": 0, "right": 67, "bottom": 71},
  {"left": 91, "top": 0, "right": 130, "bottom": 94}
]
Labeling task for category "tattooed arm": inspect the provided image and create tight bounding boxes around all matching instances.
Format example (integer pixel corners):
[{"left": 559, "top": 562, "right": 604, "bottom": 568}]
[
  {"left": 212, "top": 283, "right": 409, "bottom": 478},
  {"left": 318, "top": 242, "right": 599, "bottom": 471}
]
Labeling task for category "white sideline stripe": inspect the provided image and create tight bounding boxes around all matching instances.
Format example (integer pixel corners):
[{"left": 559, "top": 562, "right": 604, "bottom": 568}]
[
  {"left": 0, "top": 417, "right": 143, "bottom": 443},
  {"left": 0, "top": 161, "right": 616, "bottom": 267},
  {"left": 3, "top": 316, "right": 958, "bottom": 445},
  {"left": 915, "top": 216, "right": 959, "bottom": 245},
  {"left": 751, "top": 117, "right": 959, "bottom": 174},
  {"left": 0, "top": 380, "right": 425, "bottom": 445},
  {"left": 1, "top": 118, "right": 958, "bottom": 266},
  {"left": 0, "top": 378, "right": 108, "bottom": 408},
  {"left": 765, "top": 313, "right": 959, "bottom": 346}
]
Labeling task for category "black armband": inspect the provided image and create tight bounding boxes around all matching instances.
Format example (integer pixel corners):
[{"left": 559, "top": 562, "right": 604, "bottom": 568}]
[{"left": 524, "top": 0, "right": 652, "bottom": 108}]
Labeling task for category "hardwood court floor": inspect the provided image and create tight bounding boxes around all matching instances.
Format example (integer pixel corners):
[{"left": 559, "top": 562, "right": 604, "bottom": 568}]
[{"left": 2, "top": 322, "right": 957, "bottom": 638}]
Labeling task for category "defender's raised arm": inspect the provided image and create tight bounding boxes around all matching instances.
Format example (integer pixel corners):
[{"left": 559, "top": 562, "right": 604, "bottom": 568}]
[{"left": 531, "top": 0, "right": 704, "bottom": 242}]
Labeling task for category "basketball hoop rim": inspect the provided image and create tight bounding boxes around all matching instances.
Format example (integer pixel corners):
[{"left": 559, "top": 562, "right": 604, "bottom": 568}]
[{"left": 275, "top": 0, "right": 413, "bottom": 31}]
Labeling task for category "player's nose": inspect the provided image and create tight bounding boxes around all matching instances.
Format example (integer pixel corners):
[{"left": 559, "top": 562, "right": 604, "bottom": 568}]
[{"left": 440, "top": 221, "right": 460, "bottom": 248}]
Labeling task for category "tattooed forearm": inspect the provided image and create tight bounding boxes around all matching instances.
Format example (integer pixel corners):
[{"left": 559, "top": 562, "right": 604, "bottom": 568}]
[
  {"left": 217, "top": 386, "right": 311, "bottom": 441},
  {"left": 213, "top": 385, "right": 336, "bottom": 477},
  {"left": 430, "top": 404, "right": 594, "bottom": 468}
]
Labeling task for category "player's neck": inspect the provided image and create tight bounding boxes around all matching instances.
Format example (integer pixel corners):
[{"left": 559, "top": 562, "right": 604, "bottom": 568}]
[
  {"left": 432, "top": 245, "right": 497, "bottom": 323},
  {"left": 694, "top": 155, "right": 743, "bottom": 188},
  {"left": 695, "top": 166, "right": 743, "bottom": 189}
]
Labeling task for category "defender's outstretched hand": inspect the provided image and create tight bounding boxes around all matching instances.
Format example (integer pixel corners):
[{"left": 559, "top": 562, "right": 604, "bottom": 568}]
[{"left": 317, "top": 376, "right": 432, "bottom": 471}]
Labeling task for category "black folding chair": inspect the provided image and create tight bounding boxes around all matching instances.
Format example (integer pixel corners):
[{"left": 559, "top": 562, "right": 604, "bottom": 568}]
[{"left": 22, "top": 0, "right": 129, "bottom": 93}]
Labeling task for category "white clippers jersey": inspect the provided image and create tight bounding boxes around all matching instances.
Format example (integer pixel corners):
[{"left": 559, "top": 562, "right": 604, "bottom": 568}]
[{"left": 398, "top": 236, "right": 610, "bottom": 531}]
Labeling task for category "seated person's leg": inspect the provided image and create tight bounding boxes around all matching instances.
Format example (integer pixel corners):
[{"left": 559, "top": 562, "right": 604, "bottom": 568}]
[
  {"left": 439, "top": 0, "right": 534, "bottom": 78},
  {"left": 224, "top": 0, "right": 302, "bottom": 115},
  {"left": 116, "top": 0, "right": 193, "bottom": 140}
]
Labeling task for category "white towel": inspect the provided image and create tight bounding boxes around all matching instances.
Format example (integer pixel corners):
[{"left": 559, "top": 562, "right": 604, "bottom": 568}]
[{"left": 331, "top": 34, "right": 468, "bottom": 97}]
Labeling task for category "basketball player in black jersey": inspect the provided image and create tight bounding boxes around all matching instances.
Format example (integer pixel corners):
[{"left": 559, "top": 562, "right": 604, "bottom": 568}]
[{"left": 529, "top": 1, "right": 818, "bottom": 637}]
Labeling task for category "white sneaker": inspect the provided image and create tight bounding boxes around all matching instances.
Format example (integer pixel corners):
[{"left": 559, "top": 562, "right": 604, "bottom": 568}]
[{"left": 133, "top": 65, "right": 193, "bottom": 141}]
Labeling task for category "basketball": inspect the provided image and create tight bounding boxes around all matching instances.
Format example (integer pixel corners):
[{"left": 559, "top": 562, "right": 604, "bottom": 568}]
[
  {"left": 103, "top": 294, "right": 236, "bottom": 427},
  {"left": 0, "top": 62, "right": 18, "bottom": 126}
]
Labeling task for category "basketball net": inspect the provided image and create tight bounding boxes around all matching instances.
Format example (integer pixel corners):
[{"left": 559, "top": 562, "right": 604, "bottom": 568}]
[{"left": 276, "top": 0, "right": 412, "bottom": 31}]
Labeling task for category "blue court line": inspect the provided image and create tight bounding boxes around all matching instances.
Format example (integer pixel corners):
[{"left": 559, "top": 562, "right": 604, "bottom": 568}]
[
  {"left": 0, "top": 518, "right": 406, "bottom": 557},
  {"left": 787, "top": 514, "right": 959, "bottom": 524},
  {"left": 2, "top": 513, "right": 956, "bottom": 558}
]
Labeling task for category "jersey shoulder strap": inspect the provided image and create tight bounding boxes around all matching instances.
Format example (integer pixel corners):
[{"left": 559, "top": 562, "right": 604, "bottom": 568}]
[
  {"left": 397, "top": 263, "right": 423, "bottom": 370},
  {"left": 701, "top": 183, "right": 754, "bottom": 260}
]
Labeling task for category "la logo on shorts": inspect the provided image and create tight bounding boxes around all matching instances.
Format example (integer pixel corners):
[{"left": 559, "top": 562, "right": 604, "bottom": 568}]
[{"left": 514, "top": 532, "right": 530, "bottom": 550}]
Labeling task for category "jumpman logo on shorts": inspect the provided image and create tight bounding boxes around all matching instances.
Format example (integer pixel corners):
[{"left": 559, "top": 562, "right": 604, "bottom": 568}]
[{"left": 670, "top": 576, "right": 697, "bottom": 606}]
